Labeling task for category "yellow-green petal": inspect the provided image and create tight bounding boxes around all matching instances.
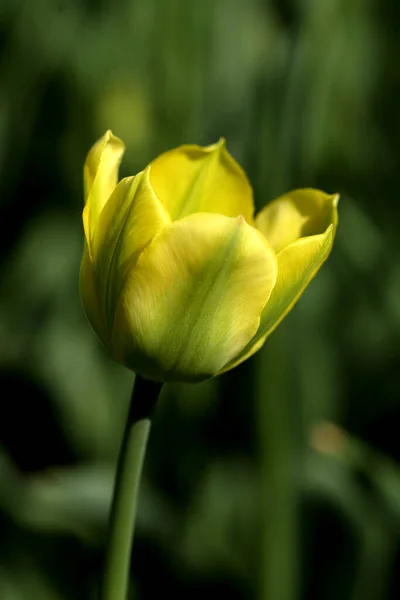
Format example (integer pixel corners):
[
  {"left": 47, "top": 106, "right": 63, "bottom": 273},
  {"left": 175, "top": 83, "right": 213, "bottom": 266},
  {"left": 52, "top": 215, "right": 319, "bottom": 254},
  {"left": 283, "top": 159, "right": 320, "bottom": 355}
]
[
  {"left": 218, "top": 332, "right": 267, "bottom": 375},
  {"left": 112, "top": 213, "right": 278, "bottom": 382},
  {"left": 80, "top": 244, "right": 109, "bottom": 347},
  {"left": 93, "top": 167, "right": 170, "bottom": 333},
  {"left": 149, "top": 140, "right": 254, "bottom": 223},
  {"left": 223, "top": 224, "right": 336, "bottom": 372},
  {"left": 83, "top": 130, "right": 125, "bottom": 255},
  {"left": 256, "top": 189, "right": 339, "bottom": 253}
]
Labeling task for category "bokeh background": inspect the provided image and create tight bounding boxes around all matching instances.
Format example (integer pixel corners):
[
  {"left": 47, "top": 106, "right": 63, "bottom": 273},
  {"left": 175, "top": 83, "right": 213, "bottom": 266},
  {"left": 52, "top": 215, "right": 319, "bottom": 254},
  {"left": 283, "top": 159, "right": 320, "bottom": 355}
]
[{"left": 1, "top": 0, "right": 400, "bottom": 598}]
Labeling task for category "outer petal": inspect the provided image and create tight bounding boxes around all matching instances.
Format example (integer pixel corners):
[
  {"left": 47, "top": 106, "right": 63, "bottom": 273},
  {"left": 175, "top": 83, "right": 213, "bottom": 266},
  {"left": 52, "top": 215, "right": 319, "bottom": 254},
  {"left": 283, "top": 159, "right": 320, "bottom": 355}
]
[
  {"left": 149, "top": 139, "right": 254, "bottom": 223},
  {"left": 93, "top": 167, "right": 171, "bottom": 334},
  {"left": 221, "top": 224, "right": 336, "bottom": 372},
  {"left": 112, "top": 213, "right": 278, "bottom": 382},
  {"left": 80, "top": 244, "right": 109, "bottom": 347},
  {"left": 83, "top": 130, "right": 125, "bottom": 256},
  {"left": 256, "top": 189, "right": 339, "bottom": 253},
  {"left": 218, "top": 334, "right": 267, "bottom": 375}
]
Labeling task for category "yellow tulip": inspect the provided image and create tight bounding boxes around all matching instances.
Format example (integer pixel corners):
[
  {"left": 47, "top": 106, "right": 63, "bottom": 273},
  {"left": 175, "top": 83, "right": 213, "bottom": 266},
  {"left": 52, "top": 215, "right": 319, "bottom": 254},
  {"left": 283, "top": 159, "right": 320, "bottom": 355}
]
[{"left": 80, "top": 130, "right": 338, "bottom": 382}]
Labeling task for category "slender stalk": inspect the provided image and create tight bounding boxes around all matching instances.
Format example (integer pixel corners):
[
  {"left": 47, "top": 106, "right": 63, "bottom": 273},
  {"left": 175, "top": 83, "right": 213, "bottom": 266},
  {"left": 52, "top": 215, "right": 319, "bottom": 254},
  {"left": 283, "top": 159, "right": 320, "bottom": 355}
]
[
  {"left": 256, "top": 330, "right": 298, "bottom": 600},
  {"left": 99, "top": 375, "right": 163, "bottom": 600}
]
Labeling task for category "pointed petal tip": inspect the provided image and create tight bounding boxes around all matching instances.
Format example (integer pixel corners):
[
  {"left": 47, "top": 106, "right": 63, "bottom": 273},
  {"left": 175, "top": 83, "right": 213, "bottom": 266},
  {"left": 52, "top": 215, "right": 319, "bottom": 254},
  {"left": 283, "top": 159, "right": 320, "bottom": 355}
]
[
  {"left": 99, "top": 129, "right": 114, "bottom": 147},
  {"left": 235, "top": 214, "right": 248, "bottom": 227},
  {"left": 205, "top": 137, "right": 226, "bottom": 153},
  {"left": 143, "top": 163, "right": 152, "bottom": 177},
  {"left": 101, "top": 129, "right": 125, "bottom": 149}
]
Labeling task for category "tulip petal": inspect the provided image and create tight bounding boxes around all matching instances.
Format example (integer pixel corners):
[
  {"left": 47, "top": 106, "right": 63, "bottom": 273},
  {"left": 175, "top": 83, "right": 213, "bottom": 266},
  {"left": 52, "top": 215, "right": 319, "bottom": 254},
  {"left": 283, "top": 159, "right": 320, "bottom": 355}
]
[
  {"left": 93, "top": 167, "right": 171, "bottom": 333},
  {"left": 222, "top": 224, "right": 336, "bottom": 372},
  {"left": 83, "top": 130, "right": 125, "bottom": 256},
  {"left": 149, "top": 140, "right": 254, "bottom": 223},
  {"left": 80, "top": 244, "right": 109, "bottom": 347},
  {"left": 218, "top": 333, "right": 267, "bottom": 375},
  {"left": 256, "top": 189, "right": 339, "bottom": 253},
  {"left": 259, "top": 225, "right": 336, "bottom": 336},
  {"left": 112, "top": 213, "right": 278, "bottom": 382}
]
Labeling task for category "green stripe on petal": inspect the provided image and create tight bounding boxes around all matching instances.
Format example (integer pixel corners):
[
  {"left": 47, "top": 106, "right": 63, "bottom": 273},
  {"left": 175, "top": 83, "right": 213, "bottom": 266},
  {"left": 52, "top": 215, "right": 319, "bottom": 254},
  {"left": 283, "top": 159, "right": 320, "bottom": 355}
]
[
  {"left": 112, "top": 213, "right": 277, "bottom": 382},
  {"left": 223, "top": 224, "right": 336, "bottom": 372},
  {"left": 83, "top": 130, "right": 125, "bottom": 256},
  {"left": 149, "top": 140, "right": 255, "bottom": 223},
  {"left": 256, "top": 188, "right": 339, "bottom": 253},
  {"left": 94, "top": 167, "right": 171, "bottom": 334}
]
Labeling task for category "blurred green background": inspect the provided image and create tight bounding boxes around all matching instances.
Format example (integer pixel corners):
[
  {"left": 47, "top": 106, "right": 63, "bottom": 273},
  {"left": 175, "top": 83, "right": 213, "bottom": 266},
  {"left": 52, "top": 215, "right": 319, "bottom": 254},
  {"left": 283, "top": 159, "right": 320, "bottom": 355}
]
[{"left": 1, "top": 0, "right": 400, "bottom": 598}]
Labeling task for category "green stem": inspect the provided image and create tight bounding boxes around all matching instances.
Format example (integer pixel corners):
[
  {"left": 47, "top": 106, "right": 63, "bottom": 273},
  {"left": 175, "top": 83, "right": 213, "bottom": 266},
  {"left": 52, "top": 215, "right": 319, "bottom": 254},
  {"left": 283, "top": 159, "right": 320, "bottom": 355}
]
[
  {"left": 256, "top": 332, "right": 298, "bottom": 600},
  {"left": 99, "top": 375, "right": 163, "bottom": 600}
]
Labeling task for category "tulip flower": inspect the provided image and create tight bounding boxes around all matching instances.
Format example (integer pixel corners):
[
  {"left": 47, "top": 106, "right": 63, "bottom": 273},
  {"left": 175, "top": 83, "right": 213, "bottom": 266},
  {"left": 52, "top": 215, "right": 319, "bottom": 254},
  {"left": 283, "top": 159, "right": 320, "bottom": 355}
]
[
  {"left": 80, "top": 130, "right": 338, "bottom": 383},
  {"left": 81, "top": 131, "right": 339, "bottom": 600}
]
